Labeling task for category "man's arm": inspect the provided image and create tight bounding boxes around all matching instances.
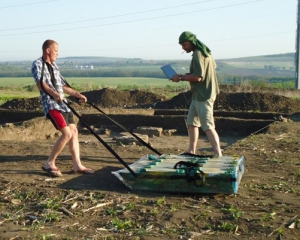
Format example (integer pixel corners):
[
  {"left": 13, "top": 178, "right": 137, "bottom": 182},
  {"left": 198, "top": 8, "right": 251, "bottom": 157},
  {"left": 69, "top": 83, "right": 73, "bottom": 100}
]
[
  {"left": 171, "top": 50, "right": 204, "bottom": 83},
  {"left": 63, "top": 86, "right": 87, "bottom": 103},
  {"left": 39, "top": 81, "right": 62, "bottom": 102},
  {"left": 171, "top": 74, "right": 202, "bottom": 83},
  {"left": 32, "top": 61, "right": 63, "bottom": 102}
]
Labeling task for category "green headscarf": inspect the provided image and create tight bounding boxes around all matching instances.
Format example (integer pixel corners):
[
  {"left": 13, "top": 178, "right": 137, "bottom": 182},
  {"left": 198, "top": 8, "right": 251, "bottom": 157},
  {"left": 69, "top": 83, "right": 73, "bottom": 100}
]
[{"left": 179, "top": 31, "right": 211, "bottom": 57}]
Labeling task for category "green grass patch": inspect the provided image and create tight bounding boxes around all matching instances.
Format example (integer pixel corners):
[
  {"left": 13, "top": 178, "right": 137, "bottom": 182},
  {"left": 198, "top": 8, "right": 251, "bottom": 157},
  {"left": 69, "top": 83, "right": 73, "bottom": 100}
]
[
  {"left": 0, "top": 77, "right": 189, "bottom": 103},
  {"left": 0, "top": 77, "right": 188, "bottom": 88}
]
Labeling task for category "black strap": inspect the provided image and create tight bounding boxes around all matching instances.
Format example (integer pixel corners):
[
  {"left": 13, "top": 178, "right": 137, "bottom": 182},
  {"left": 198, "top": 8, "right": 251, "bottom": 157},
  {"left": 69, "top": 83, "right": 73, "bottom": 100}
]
[
  {"left": 174, "top": 161, "right": 202, "bottom": 169},
  {"left": 39, "top": 59, "right": 55, "bottom": 99},
  {"left": 87, "top": 102, "right": 162, "bottom": 156},
  {"left": 45, "top": 61, "right": 58, "bottom": 90},
  {"left": 51, "top": 64, "right": 162, "bottom": 156},
  {"left": 39, "top": 60, "right": 46, "bottom": 94},
  {"left": 64, "top": 100, "right": 137, "bottom": 177},
  {"left": 174, "top": 161, "right": 205, "bottom": 187}
]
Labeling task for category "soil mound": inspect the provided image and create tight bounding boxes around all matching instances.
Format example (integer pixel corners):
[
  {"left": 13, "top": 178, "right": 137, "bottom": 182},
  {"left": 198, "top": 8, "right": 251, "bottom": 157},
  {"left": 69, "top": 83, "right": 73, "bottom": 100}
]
[
  {"left": 155, "top": 90, "right": 300, "bottom": 113},
  {"left": 68, "top": 88, "right": 169, "bottom": 108},
  {"left": 216, "top": 92, "right": 300, "bottom": 112},
  {"left": 0, "top": 88, "right": 168, "bottom": 111},
  {"left": 1, "top": 87, "right": 300, "bottom": 114},
  {"left": 154, "top": 91, "right": 192, "bottom": 109},
  {"left": 0, "top": 97, "right": 42, "bottom": 111}
]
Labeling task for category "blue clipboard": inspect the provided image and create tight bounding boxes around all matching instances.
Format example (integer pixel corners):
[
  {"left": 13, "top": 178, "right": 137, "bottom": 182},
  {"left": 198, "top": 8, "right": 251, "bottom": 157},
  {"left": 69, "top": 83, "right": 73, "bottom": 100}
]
[{"left": 161, "top": 64, "right": 177, "bottom": 79}]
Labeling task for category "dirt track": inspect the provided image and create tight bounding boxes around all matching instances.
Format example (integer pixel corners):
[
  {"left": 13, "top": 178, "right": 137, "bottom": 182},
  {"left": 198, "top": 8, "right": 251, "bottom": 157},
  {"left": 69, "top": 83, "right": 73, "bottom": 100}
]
[{"left": 0, "top": 87, "right": 300, "bottom": 239}]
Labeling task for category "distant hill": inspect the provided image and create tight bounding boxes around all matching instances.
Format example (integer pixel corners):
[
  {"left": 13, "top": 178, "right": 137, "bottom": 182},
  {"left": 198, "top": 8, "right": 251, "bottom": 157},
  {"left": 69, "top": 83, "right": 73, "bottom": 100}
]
[
  {"left": 0, "top": 52, "right": 295, "bottom": 78},
  {"left": 215, "top": 53, "right": 295, "bottom": 77},
  {"left": 56, "top": 56, "right": 143, "bottom": 64},
  {"left": 219, "top": 53, "right": 294, "bottom": 62}
]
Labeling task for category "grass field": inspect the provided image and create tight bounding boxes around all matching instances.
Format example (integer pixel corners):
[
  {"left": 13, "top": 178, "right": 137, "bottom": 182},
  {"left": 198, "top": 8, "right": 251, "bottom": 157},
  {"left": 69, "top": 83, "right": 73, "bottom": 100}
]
[
  {"left": 0, "top": 77, "right": 187, "bottom": 87},
  {"left": 0, "top": 77, "right": 189, "bottom": 104},
  {"left": 223, "top": 61, "right": 294, "bottom": 69}
]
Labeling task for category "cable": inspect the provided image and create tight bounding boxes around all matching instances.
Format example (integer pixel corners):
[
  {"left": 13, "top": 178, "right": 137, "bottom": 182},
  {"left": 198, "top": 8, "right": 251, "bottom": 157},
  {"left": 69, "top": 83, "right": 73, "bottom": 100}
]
[
  {"left": 0, "top": 0, "right": 266, "bottom": 36},
  {"left": 0, "top": 0, "right": 217, "bottom": 32},
  {"left": 0, "top": 0, "right": 59, "bottom": 9}
]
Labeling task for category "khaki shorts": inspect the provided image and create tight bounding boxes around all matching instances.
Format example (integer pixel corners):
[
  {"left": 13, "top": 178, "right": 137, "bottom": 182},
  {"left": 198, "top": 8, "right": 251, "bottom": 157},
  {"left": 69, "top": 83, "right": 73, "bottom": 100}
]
[{"left": 186, "top": 98, "right": 215, "bottom": 132}]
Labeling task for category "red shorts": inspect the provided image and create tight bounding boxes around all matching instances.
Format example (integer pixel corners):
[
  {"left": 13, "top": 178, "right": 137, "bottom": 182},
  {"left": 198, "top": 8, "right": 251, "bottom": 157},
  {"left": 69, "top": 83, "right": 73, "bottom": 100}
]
[{"left": 46, "top": 110, "right": 75, "bottom": 130}]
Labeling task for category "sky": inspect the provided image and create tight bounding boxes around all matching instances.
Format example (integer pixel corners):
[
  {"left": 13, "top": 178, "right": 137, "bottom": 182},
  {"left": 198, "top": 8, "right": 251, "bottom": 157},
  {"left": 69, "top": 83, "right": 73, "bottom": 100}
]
[{"left": 0, "top": 0, "right": 297, "bottom": 61}]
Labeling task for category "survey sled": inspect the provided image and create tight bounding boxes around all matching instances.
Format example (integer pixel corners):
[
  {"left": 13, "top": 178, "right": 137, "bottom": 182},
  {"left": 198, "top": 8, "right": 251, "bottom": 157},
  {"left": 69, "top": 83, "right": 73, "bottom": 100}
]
[{"left": 112, "top": 154, "right": 245, "bottom": 194}]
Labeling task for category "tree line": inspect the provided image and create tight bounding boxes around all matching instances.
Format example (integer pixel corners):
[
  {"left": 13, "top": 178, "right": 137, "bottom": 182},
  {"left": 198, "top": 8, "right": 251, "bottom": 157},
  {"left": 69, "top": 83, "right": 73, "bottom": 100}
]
[{"left": 0, "top": 66, "right": 295, "bottom": 88}]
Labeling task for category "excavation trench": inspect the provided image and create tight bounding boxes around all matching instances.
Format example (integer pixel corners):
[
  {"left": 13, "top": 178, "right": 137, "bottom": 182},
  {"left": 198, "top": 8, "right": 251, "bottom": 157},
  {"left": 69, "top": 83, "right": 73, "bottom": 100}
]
[{"left": 0, "top": 109, "right": 281, "bottom": 138}]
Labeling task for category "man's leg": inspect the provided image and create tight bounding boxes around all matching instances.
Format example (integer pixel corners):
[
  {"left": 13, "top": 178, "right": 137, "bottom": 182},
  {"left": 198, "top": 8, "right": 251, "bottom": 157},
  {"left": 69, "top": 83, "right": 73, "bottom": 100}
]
[
  {"left": 43, "top": 126, "right": 72, "bottom": 171},
  {"left": 68, "top": 124, "right": 92, "bottom": 172},
  {"left": 197, "top": 98, "right": 222, "bottom": 156},
  {"left": 186, "top": 125, "right": 199, "bottom": 154},
  {"left": 205, "top": 128, "right": 222, "bottom": 156},
  {"left": 185, "top": 100, "right": 200, "bottom": 154}
]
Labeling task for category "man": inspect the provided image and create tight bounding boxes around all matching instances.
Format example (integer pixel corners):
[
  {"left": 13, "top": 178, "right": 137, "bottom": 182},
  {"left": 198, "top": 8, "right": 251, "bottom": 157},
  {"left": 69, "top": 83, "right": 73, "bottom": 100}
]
[
  {"left": 32, "top": 39, "right": 94, "bottom": 177},
  {"left": 171, "top": 31, "right": 222, "bottom": 156}
]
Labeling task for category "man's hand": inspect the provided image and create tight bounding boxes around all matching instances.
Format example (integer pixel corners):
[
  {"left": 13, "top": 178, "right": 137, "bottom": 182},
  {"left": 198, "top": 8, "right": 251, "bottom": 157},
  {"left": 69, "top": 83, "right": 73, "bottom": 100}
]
[
  {"left": 78, "top": 94, "right": 87, "bottom": 103},
  {"left": 56, "top": 94, "right": 63, "bottom": 103},
  {"left": 171, "top": 74, "right": 181, "bottom": 82}
]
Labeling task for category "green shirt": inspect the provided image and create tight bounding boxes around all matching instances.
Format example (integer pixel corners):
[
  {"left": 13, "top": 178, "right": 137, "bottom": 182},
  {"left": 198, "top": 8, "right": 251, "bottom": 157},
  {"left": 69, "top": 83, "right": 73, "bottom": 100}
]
[{"left": 189, "top": 49, "right": 219, "bottom": 101}]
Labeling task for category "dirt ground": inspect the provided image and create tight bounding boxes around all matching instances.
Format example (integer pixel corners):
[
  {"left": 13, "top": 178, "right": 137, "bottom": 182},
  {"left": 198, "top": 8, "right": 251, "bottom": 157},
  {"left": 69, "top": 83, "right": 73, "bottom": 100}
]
[{"left": 0, "top": 86, "right": 300, "bottom": 240}]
